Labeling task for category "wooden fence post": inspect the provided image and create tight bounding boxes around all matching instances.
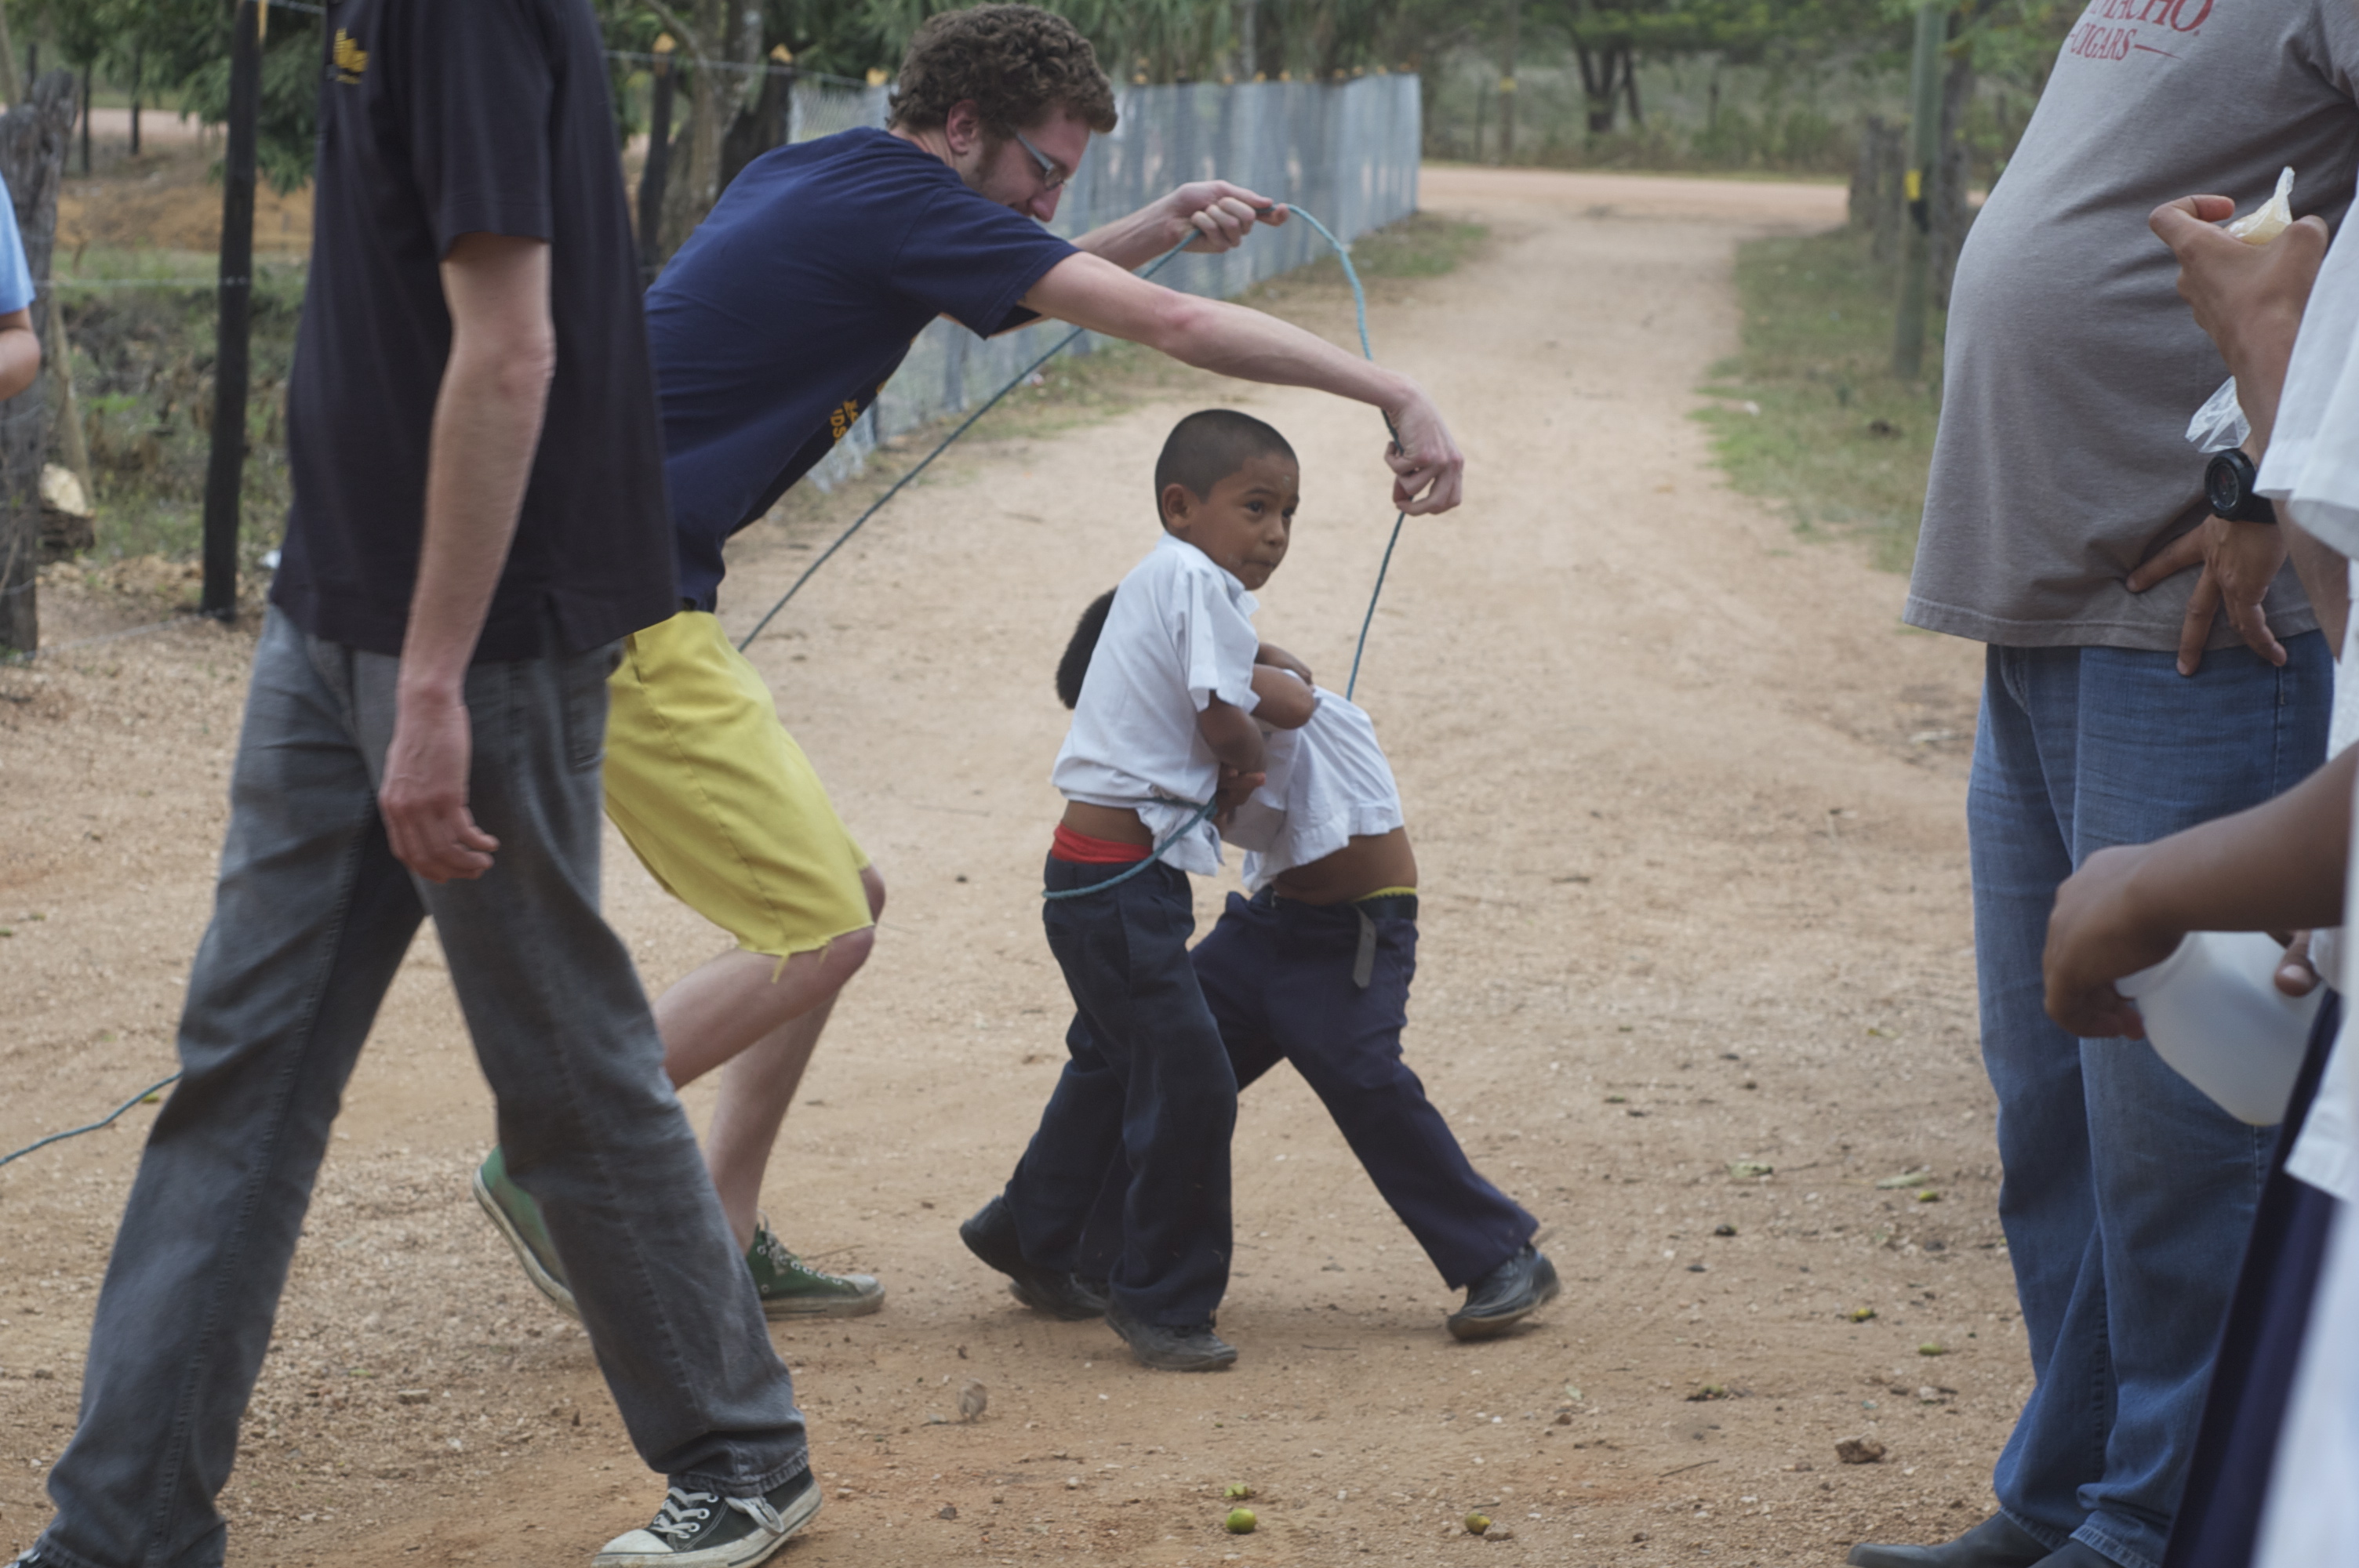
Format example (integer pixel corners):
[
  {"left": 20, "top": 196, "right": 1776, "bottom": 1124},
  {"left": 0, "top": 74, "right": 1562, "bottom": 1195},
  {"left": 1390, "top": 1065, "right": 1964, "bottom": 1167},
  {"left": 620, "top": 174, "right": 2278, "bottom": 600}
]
[
  {"left": 0, "top": 71, "right": 74, "bottom": 654},
  {"left": 200, "top": 0, "right": 260, "bottom": 622}
]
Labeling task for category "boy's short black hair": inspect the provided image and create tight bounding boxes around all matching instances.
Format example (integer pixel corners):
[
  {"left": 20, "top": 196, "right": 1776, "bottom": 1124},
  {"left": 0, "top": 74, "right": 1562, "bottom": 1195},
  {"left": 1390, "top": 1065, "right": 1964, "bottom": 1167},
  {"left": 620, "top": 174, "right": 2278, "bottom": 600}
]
[
  {"left": 1056, "top": 588, "right": 1118, "bottom": 709},
  {"left": 1154, "top": 408, "right": 1297, "bottom": 513}
]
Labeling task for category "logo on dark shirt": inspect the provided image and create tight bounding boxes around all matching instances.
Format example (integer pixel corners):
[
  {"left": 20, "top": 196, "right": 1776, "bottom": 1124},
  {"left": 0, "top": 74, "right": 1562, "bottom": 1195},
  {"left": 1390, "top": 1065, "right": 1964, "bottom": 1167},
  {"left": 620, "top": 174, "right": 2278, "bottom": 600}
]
[
  {"left": 827, "top": 398, "right": 861, "bottom": 442},
  {"left": 333, "top": 29, "right": 369, "bottom": 85}
]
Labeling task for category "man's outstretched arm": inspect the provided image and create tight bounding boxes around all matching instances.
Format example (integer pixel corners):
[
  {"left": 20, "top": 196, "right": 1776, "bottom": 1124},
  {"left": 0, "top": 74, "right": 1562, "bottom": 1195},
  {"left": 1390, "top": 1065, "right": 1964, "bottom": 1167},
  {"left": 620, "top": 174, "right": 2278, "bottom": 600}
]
[
  {"left": 1071, "top": 180, "right": 1288, "bottom": 269},
  {"left": 378, "top": 232, "right": 557, "bottom": 884},
  {"left": 1022, "top": 250, "right": 1465, "bottom": 514}
]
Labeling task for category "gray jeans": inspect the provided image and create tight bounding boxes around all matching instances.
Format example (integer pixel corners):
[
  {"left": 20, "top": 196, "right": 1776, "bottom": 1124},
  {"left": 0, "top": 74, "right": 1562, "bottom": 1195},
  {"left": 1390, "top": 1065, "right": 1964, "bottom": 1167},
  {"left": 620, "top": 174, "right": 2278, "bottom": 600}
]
[{"left": 37, "top": 608, "right": 806, "bottom": 1568}]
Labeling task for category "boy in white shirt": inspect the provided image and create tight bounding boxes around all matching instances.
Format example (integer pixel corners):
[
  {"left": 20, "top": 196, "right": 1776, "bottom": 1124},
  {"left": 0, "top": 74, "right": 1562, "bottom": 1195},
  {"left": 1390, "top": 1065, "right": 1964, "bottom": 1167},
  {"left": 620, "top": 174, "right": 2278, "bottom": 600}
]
[
  {"left": 960, "top": 409, "right": 1313, "bottom": 1371},
  {"left": 1054, "top": 593, "right": 1562, "bottom": 1341}
]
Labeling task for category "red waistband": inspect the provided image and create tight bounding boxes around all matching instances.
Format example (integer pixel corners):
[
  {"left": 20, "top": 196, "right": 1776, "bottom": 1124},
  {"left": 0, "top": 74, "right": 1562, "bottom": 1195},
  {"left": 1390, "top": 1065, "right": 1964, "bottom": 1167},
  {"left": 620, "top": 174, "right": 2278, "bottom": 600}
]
[{"left": 1051, "top": 823, "right": 1152, "bottom": 864}]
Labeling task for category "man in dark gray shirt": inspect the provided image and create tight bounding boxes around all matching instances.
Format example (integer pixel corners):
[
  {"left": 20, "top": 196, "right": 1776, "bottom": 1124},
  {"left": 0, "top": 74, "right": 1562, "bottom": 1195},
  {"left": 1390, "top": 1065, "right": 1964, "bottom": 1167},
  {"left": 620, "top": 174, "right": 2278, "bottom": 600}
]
[{"left": 1852, "top": 3, "right": 2359, "bottom": 1566}]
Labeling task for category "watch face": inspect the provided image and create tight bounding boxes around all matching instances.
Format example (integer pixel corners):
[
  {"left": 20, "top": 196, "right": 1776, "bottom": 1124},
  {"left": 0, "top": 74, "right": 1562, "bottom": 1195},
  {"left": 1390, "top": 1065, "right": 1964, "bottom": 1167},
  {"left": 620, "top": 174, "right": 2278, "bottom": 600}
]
[{"left": 2206, "top": 452, "right": 2248, "bottom": 517}]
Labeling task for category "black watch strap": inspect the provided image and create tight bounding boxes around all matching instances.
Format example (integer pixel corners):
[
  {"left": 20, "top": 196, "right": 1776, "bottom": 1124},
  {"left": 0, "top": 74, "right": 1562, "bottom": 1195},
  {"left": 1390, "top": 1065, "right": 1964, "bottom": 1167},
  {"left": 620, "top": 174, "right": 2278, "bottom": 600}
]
[{"left": 2205, "top": 448, "right": 2279, "bottom": 524}]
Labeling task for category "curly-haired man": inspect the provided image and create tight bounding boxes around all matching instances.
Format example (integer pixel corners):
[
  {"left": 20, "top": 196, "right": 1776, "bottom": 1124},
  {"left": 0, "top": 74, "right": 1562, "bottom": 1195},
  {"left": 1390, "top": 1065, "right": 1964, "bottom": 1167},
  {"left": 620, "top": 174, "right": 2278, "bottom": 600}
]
[{"left": 470, "top": 2, "right": 1467, "bottom": 1330}]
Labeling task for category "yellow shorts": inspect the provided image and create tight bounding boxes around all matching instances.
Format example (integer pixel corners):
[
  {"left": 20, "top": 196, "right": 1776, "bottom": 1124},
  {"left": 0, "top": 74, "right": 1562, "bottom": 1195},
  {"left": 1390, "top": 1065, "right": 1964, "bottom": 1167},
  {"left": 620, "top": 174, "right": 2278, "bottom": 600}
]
[{"left": 603, "top": 610, "right": 872, "bottom": 958}]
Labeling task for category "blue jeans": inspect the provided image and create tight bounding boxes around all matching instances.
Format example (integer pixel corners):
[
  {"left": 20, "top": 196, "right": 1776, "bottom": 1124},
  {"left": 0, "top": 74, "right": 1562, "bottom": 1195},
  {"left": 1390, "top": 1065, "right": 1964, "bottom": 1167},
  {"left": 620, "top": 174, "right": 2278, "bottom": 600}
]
[
  {"left": 1969, "top": 637, "right": 2328, "bottom": 1568},
  {"left": 1004, "top": 857, "right": 1238, "bottom": 1326},
  {"left": 38, "top": 610, "right": 806, "bottom": 1568},
  {"left": 1076, "top": 891, "right": 1535, "bottom": 1290}
]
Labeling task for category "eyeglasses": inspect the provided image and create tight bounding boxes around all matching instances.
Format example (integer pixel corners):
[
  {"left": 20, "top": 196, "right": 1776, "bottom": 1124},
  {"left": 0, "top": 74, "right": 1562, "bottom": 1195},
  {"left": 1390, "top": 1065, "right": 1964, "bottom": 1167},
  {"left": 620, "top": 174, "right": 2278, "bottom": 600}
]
[{"left": 1012, "top": 129, "right": 1070, "bottom": 192}]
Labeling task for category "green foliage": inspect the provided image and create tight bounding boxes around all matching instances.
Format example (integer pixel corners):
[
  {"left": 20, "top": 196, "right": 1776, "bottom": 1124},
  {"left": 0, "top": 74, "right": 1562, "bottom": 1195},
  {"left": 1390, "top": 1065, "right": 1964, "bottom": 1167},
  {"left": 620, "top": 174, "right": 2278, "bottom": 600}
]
[
  {"left": 1694, "top": 223, "right": 1942, "bottom": 572},
  {"left": 54, "top": 252, "right": 304, "bottom": 565}
]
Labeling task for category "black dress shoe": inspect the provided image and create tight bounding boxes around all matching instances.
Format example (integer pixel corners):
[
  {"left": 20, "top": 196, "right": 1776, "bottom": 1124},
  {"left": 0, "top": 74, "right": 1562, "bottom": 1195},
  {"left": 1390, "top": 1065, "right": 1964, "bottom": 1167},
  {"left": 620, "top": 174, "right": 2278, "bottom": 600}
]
[
  {"left": 1846, "top": 1512, "right": 2054, "bottom": 1568},
  {"left": 1445, "top": 1244, "right": 1561, "bottom": 1340},
  {"left": 1107, "top": 1303, "right": 1238, "bottom": 1371},
  {"left": 958, "top": 1194, "right": 1110, "bottom": 1320}
]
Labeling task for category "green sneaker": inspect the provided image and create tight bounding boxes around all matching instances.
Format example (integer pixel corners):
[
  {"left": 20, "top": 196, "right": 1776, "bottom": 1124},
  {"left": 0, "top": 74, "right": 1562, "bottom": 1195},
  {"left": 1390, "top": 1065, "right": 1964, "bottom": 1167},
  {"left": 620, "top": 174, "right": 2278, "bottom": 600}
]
[
  {"left": 472, "top": 1146, "right": 580, "bottom": 1321},
  {"left": 747, "top": 1221, "right": 885, "bottom": 1319}
]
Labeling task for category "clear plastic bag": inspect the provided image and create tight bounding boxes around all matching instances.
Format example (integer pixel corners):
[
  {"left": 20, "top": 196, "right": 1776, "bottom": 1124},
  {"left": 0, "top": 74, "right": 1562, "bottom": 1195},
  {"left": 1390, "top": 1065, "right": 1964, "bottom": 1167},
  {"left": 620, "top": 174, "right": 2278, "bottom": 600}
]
[
  {"left": 2186, "top": 376, "right": 2250, "bottom": 453},
  {"left": 2226, "top": 165, "right": 2296, "bottom": 245}
]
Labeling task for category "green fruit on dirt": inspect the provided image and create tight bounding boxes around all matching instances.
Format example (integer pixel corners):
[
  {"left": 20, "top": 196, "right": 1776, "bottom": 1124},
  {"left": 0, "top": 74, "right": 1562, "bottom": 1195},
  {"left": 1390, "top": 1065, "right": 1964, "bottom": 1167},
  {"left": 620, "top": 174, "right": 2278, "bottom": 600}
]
[
  {"left": 1223, "top": 1482, "right": 1254, "bottom": 1500},
  {"left": 1465, "top": 1512, "right": 1492, "bottom": 1535},
  {"left": 1225, "top": 1508, "right": 1258, "bottom": 1534}
]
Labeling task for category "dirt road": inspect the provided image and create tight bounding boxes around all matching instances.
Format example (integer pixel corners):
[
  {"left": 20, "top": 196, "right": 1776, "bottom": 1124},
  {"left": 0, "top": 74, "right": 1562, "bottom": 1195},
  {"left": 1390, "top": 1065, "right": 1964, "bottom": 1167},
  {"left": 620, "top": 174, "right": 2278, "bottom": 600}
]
[{"left": 1, "top": 167, "right": 2012, "bottom": 1567}]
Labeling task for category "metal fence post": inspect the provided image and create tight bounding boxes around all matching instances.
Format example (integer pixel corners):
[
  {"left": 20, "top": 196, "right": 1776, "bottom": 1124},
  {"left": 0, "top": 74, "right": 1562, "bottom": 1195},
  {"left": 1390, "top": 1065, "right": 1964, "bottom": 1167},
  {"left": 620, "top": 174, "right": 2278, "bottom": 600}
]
[
  {"left": 1892, "top": 0, "right": 1946, "bottom": 380},
  {"left": 200, "top": 0, "right": 261, "bottom": 621}
]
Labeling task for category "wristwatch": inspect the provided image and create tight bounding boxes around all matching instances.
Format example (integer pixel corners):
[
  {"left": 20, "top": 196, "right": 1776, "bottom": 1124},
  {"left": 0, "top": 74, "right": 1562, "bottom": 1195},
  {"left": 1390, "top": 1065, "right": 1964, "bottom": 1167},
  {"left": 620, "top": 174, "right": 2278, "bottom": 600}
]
[{"left": 2205, "top": 448, "right": 2278, "bottom": 525}]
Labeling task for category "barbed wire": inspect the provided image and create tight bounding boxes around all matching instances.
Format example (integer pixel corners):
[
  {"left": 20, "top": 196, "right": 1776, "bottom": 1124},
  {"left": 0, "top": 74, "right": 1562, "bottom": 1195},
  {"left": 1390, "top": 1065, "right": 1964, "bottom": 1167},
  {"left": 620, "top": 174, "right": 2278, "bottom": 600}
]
[{"left": 0, "top": 613, "right": 196, "bottom": 667}]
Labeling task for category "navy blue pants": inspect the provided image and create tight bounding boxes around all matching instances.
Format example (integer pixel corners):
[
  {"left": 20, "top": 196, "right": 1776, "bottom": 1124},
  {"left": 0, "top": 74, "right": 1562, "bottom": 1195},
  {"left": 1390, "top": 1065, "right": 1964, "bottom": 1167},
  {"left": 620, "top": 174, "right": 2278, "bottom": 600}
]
[
  {"left": 1079, "top": 890, "right": 1535, "bottom": 1290},
  {"left": 2162, "top": 992, "right": 2343, "bottom": 1568},
  {"left": 1003, "top": 857, "right": 1238, "bottom": 1326}
]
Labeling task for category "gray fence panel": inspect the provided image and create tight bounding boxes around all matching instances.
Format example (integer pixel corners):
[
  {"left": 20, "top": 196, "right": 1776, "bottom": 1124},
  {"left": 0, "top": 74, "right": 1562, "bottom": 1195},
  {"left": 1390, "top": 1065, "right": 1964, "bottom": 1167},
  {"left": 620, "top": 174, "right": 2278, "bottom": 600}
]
[{"left": 800, "top": 74, "right": 1420, "bottom": 490}]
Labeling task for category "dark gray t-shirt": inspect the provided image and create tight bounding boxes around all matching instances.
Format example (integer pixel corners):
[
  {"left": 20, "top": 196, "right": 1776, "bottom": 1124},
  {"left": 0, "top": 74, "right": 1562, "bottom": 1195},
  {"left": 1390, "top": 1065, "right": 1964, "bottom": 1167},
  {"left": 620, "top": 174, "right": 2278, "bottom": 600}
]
[{"left": 1909, "top": 0, "right": 2359, "bottom": 650}]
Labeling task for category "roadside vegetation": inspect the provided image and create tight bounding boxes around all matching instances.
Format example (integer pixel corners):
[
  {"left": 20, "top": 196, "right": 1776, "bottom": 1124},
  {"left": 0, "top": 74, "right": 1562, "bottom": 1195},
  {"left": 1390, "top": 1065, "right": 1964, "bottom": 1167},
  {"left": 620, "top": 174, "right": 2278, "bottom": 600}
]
[
  {"left": 1694, "top": 223, "right": 1944, "bottom": 574},
  {"left": 54, "top": 251, "right": 300, "bottom": 573}
]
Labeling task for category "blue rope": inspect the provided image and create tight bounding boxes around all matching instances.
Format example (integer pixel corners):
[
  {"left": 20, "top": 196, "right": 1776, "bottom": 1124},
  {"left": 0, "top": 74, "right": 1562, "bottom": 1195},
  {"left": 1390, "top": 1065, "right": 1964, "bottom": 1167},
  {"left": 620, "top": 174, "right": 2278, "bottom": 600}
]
[
  {"left": 737, "top": 235, "right": 1200, "bottom": 654},
  {"left": 1040, "top": 798, "right": 1217, "bottom": 901},
  {"left": 1281, "top": 206, "right": 1407, "bottom": 702},
  {"left": 0, "top": 1072, "right": 180, "bottom": 1171},
  {"left": 0, "top": 215, "right": 1416, "bottom": 1163},
  {"left": 740, "top": 204, "right": 1412, "bottom": 696}
]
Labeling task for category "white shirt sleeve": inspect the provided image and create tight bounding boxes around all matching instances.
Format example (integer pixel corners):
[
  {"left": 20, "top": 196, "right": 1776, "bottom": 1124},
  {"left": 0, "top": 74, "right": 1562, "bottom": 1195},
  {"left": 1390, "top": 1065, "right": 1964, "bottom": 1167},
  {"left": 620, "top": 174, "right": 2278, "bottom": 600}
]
[
  {"left": 2257, "top": 216, "right": 2359, "bottom": 556},
  {"left": 1174, "top": 562, "right": 1262, "bottom": 716}
]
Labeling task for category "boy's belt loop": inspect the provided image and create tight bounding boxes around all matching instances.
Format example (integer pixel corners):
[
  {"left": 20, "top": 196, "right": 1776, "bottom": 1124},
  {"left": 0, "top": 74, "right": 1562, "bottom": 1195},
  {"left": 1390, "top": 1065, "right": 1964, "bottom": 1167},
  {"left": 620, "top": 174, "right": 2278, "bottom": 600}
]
[{"left": 1353, "top": 907, "right": 1377, "bottom": 989}]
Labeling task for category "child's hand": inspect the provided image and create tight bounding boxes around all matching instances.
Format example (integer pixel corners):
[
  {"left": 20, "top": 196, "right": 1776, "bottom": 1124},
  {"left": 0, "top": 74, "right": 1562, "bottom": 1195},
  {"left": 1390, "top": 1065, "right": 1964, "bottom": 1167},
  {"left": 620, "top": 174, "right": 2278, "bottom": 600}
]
[
  {"left": 2043, "top": 843, "right": 2186, "bottom": 1039},
  {"left": 1212, "top": 764, "right": 1265, "bottom": 815}
]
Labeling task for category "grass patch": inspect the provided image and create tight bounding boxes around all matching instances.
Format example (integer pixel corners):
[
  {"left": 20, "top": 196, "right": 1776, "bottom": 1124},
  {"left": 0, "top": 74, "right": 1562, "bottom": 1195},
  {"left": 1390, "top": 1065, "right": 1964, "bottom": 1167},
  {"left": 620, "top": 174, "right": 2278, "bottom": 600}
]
[
  {"left": 1694, "top": 225, "right": 1943, "bottom": 573},
  {"left": 1307, "top": 211, "right": 1489, "bottom": 281}
]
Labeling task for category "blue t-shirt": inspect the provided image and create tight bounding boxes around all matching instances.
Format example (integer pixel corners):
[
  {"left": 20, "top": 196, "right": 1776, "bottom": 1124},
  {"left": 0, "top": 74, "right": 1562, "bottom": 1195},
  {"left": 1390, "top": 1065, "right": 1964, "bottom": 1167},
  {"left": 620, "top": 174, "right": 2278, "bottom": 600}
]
[
  {"left": 0, "top": 176, "right": 34, "bottom": 315},
  {"left": 645, "top": 127, "right": 1078, "bottom": 610}
]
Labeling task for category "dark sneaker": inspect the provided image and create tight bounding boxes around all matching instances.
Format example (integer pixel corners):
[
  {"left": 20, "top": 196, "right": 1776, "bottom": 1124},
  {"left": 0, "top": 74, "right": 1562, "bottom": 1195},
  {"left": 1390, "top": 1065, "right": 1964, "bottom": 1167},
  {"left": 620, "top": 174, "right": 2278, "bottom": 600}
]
[
  {"left": 748, "top": 1221, "right": 884, "bottom": 1319},
  {"left": 473, "top": 1146, "right": 580, "bottom": 1321},
  {"left": 594, "top": 1469, "right": 821, "bottom": 1568},
  {"left": 959, "top": 1194, "right": 1110, "bottom": 1320},
  {"left": 1845, "top": 1513, "right": 2051, "bottom": 1568},
  {"left": 1106, "top": 1302, "right": 1238, "bottom": 1371},
  {"left": 1445, "top": 1244, "right": 1561, "bottom": 1341}
]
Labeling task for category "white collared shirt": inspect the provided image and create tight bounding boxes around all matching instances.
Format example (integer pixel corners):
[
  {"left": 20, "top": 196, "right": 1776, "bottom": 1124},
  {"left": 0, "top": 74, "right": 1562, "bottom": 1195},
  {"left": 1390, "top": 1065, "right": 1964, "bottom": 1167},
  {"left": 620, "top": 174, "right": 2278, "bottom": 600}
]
[
  {"left": 1052, "top": 534, "right": 1261, "bottom": 876},
  {"left": 1226, "top": 681, "right": 1405, "bottom": 893}
]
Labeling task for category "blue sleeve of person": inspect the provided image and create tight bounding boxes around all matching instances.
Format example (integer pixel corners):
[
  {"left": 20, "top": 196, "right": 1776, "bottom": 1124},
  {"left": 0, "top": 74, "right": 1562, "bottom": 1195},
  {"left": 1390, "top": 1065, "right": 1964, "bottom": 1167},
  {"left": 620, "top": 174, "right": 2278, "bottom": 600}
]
[{"left": 0, "top": 176, "right": 34, "bottom": 316}]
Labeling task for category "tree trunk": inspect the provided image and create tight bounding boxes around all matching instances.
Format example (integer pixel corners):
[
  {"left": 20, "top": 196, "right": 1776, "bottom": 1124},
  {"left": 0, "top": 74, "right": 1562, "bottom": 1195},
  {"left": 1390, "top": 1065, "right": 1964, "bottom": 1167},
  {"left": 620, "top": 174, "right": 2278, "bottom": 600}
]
[
  {"left": 0, "top": 9, "right": 19, "bottom": 107},
  {"left": 1574, "top": 42, "right": 1627, "bottom": 136},
  {"left": 719, "top": 53, "right": 792, "bottom": 195},
  {"left": 1930, "top": 49, "right": 1974, "bottom": 309},
  {"left": 129, "top": 45, "right": 141, "bottom": 154},
  {"left": 1623, "top": 52, "right": 1641, "bottom": 125},
  {"left": 1849, "top": 113, "right": 1884, "bottom": 230},
  {"left": 657, "top": 0, "right": 731, "bottom": 257},
  {"left": 0, "top": 73, "right": 75, "bottom": 653},
  {"left": 1498, "top": 0, "right": 1519, "bottom": 165}
]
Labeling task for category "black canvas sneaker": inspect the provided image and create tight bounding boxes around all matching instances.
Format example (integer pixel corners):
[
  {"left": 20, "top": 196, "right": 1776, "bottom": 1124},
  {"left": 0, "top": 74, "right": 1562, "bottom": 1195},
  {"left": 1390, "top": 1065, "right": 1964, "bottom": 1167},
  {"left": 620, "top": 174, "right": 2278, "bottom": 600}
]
[{"left": 594, "top": 1469, "right": 821, "bottom": 1568}]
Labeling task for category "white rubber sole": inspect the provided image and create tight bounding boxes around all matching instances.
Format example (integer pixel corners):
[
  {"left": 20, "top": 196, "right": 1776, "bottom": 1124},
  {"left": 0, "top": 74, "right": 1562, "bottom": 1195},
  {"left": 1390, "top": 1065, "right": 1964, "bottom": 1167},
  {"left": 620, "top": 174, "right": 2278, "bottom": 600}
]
[
  {"left": 470, "top": 1167, "right": 581, "bottom": 1323},
  {"left": 594, "top": 1484, "right": 823, "bottom": 1568}
]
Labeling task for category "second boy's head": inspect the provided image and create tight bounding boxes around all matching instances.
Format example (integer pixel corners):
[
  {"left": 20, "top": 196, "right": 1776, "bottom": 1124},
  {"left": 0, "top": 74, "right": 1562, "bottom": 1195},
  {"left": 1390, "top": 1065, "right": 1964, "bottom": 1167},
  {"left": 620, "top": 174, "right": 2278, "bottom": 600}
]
[{"left": 1154, "top": 409, "right": 1298, "bottom": 590}]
